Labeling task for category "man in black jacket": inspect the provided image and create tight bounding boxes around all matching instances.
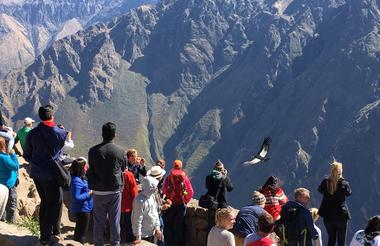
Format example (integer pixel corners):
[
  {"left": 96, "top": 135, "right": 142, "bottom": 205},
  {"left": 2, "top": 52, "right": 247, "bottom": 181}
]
[{"left": 88, "top": 122, "right": 127, "bottom": 246}]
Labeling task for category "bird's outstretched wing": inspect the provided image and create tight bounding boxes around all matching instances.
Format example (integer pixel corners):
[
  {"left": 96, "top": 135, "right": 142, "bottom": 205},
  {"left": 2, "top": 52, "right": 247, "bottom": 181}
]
[{"left": 242, "top": 137, "right": 272, "bottom": 166}]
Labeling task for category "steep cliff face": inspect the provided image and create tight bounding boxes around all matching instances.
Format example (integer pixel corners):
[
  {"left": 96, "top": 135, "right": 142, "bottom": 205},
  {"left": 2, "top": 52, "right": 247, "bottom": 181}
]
[
  {"left": 0, "top": 0, "right": 156, "bottom": 78},
  {"left": 1, "top": 0, "right": 380, "bottom": 235}
]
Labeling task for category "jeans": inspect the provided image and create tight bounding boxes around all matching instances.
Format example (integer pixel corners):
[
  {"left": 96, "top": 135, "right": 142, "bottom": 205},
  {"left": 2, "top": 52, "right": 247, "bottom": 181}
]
[
  {"left": 163, "top": 204, "right": 187, "bottom": 246},
  {"left": 157, "top": 215, "right": 164, "bottom": 246},
  {"left": 34, "top": 179, "right": 63, "bottom": 243},
  {"left": 93, "top": 192, "right": 121, "bottom": 246},
  {"left": 74, "top": 212, "right": 91, "bottom": 244},
  {"left": 121, "top": 212, "right": 135, "bottom": 243},
  {"left": 324, "top": 218, "right": 348, "bottom": 246},
  {"left": 1, "top": 186, "right": 17, "bottom": 223}
]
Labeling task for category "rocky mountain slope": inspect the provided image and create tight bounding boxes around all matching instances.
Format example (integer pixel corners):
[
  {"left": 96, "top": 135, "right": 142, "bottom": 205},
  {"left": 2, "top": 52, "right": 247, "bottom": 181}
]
[
  {"left": 0, "top": 0, "right": 156, "bottom": 78},
  {"left": 1, "top": 0, "right": 380, "bottom": 236}
]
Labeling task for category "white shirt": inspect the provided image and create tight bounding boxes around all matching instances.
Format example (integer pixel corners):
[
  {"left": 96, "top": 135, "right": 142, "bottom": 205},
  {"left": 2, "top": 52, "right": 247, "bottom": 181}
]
[
  {"left": 350, "top": 230, "right": 380, "bottom": 246},
  {"left": 207, "top": 226, "right": 235, "bottom": 246},
  {"left": 313, "top": 224, "right": 323, "bottom": 246}
]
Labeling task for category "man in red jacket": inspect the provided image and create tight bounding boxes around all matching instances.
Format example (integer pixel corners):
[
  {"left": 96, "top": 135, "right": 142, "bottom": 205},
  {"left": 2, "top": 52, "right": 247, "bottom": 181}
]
[{"left": 162, "top": 160, "right": 193, "bottom": 246}]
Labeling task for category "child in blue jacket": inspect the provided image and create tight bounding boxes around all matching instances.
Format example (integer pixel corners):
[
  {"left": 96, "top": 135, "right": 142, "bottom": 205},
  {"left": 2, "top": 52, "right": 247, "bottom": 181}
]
[{"left": 70, "top": 157, "right": 93, "bottom": 244}]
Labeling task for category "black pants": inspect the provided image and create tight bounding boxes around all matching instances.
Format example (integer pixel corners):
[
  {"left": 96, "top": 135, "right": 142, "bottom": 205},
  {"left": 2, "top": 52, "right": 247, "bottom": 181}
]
[
  {"left": 34, "top": 179, "right": 63, "bottom": 243},
  {"left": 324, "top": 218, "right": 348, "bottom": 246},
  {"left": 120, "top": 212, "right": 135, "bottom": 243},
  {"left": 74, "top": 212, "right": 90, "bottom": 244},
  {"left": 163, "top": 204, "right": 186, "bottom": 246},
  {"left": 207, "top": 209, "right": 216, "bottom": 232}
]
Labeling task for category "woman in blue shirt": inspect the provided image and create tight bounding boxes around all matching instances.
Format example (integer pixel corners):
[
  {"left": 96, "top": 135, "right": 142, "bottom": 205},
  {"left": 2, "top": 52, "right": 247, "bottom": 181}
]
[{"left": 70, "top": 157, "right": 93, "bottom": 244}]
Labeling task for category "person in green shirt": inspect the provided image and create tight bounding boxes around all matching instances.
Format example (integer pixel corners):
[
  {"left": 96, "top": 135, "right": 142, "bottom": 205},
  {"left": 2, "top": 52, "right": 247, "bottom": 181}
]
[{"left": 15, "top": 117, "right": 34, "bottom": 153}]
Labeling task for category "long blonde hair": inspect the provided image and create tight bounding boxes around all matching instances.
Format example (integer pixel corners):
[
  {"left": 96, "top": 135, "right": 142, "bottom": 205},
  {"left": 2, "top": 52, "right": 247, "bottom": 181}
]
[{"left": 327, "top": 161, "right": 343, "bottom": 195}]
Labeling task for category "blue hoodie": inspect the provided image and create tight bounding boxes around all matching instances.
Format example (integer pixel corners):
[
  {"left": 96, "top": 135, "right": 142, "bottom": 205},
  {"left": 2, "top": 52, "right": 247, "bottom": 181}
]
[{"left": 0, "top": 152, "right": 19, "bottom": 188}]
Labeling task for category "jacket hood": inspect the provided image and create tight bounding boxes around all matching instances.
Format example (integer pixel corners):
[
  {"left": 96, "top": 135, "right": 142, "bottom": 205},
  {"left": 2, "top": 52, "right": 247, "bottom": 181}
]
[{"left": 141, "top": 176, "right": 159, "bottom": 197}]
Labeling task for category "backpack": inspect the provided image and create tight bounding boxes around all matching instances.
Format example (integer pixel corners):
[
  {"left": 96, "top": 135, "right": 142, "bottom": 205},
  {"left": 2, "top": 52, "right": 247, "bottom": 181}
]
[
  {"left": 165, "top": 173, "right": 189, "bottom": 204},
  {"left": 275, "top": 206, "right": 307, "bottom": 245}
]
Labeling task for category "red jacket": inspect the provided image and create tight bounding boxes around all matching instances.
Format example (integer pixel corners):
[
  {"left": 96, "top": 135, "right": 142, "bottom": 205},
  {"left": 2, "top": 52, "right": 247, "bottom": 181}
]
[
  {"left": 121, "top": 170, "right": 138, "bottom": 213},
  {"left": 260, "top": 187, "right": 288, "bottom": 220},
  {"left": 246, "top": 236, "right": 273, "bottom": 246},
  {"left": 163, "top": 169, "right": 193, "bottom": 205}
]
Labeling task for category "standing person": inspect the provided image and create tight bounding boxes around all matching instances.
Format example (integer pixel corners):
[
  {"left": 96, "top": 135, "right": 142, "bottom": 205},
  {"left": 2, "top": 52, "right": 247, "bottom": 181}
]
[
  {"left": 121, "top": 168, "right": 138, "bottom": 244},
  {"left": 244, "top": 212, "right": 276, "bottom": 246},
  {"left": 148, "top": 165, "right": 170, "bottom": 246},
  {"left": 87, "top": 122, "right": 127, "bottom": 246},
  {"left": 70, "top": 157, "right": 93, "bottom": 244},
  {"left": 318, "top": 161, "right": 352, "bottom": 246},
  {"left": 155, "top": 159, "right": 167, "bottom": 192},
  {"left": 310, "top": 208, "right": 322, "bottom": 246},
  {"left": 131, "top": 176, "right": 162, "bottom": 244},
  {"left": 15, "top": 117, "right": 35, "bottom": 153},
  {"left": 207, "top": 207, "right": 236, "bottom": 246},
  {"left": 126, "top": 149, "right": 147, "bottom": 184},
  {"left": 24, "top": 105, "right": 67, "bottom": 246},
  {"left": 57, "top": 125, "right": 75, "bottom": 165},
  {"left": 350, "top": 215, "right": 380, "bottom": 246},
  {"left": 232, "top": 191, "right": 266, "bottom": 246},
  {"left": 204, "top": 160, "right": 234, "bottom": 230},
  {"left": 205, "top": 160, "right": 234, "bottom": 209},
  {"left": 162, "top": 160, "right": 194, "bottom": 246},
  {"left": 0, "top": 137, "right": 19, "bottom": 223},
  {"left": 276, "top": 188, "right": 319, "bottom": 246},
  {"left": 259, "top": 176, "right": 288, "bottom": 221}
]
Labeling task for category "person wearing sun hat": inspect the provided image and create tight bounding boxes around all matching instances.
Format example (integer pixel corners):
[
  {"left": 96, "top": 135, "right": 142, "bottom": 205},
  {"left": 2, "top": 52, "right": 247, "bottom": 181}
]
[
  {"left": 162, "top": 160, "right": 194, "bottom": 246},
  {"left": 148, "top": 165, "right": 168, "bottom": 246}
]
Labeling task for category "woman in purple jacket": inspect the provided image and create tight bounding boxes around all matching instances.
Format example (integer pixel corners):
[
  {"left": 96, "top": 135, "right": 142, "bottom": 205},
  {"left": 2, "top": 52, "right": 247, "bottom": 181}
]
[{"left": 70, "top": 157, "right": 93, "bottom": 244}]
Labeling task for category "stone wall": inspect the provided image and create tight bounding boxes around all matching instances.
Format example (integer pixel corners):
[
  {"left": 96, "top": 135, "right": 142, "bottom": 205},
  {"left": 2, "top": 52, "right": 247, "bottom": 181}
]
[{"left": 185, "top": 200, "right": 210, "bottom": 246}]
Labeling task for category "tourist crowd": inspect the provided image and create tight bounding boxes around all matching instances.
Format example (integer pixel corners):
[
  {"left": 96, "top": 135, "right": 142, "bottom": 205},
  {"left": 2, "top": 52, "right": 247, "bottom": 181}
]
[{"left": 0, "top": 107, "right": 379, "bottom": 246}]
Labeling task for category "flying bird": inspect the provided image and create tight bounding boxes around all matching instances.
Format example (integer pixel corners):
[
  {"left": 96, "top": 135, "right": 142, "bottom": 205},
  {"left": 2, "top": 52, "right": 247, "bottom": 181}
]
[{"left": 242, "top": 137, "right": 272, "bottom": 165}]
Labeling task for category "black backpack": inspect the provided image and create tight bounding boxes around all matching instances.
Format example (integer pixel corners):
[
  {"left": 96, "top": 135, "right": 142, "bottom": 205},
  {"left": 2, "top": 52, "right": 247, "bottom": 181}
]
[{"left": 275, "top": 206, "right": 307, "bottom": 245}]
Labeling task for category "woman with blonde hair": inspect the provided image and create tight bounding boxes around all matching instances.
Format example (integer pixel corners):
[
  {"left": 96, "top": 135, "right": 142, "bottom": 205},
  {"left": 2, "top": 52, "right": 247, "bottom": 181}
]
[
  {"left": 318, "top": 161, "right": 352, "bottom": 246},
  {"left": 207, "top": 207, "right": 236, "bottom": 246}
]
